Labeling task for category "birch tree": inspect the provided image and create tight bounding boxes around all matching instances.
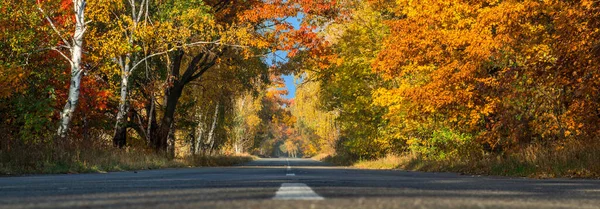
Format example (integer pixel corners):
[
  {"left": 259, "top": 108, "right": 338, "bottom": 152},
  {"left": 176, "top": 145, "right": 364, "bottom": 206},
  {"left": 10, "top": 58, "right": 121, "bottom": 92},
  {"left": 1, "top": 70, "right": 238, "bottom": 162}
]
[
  {"left": 38, "top": 0, "right": 88, "bottom": 138},
  {"left": 88, "top": 0, "right": 217, "bottom": 147}
]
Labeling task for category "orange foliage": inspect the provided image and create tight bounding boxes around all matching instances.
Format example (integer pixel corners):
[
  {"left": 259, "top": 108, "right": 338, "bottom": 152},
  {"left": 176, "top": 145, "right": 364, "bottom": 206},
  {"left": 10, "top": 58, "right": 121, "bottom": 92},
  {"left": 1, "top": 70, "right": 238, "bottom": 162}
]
[{"left": 372, "top": 0, "right": 600, "bottom": 150}]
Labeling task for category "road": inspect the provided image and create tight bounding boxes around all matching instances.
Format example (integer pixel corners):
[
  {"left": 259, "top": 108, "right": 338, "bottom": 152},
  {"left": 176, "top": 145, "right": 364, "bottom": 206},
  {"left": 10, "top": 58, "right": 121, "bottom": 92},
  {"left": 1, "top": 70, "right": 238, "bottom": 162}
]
[{"left": 1, "top": 158, "right": 599, "bottom": 209}]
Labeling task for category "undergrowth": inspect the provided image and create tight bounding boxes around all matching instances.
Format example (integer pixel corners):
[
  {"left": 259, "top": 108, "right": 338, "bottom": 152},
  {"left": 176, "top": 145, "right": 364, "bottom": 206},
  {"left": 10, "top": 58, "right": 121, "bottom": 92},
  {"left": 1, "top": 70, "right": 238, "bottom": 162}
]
[
  {"left": 323, "top": 140, "right": 600, "bottom": 179},
  {"left": 0, "top": 141, "right": 254, "bottom": 175}
]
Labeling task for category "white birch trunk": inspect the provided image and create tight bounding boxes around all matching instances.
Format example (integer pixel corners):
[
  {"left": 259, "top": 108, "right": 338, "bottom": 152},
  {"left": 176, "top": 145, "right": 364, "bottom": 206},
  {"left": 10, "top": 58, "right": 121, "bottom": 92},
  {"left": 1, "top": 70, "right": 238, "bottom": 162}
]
[
  {"left": 206, "top": 102, "right": 219, "bottom": 154},
  {"left": 113, "top": 58, "right": 130, "bottom": 137},
  {"left": 112, "top": 0, "right": 145, "bottom": 143},
  {"left": 235, "top": 98, "right": 245, "bottom": 154},
  {"left": 194, "top": 111, "right": 204, "bottom": 155},
  {"left": 57, "top": 0, "right": 87, "bottom": 138},
  {"left": 146, "top": 96, "right": 155, "bottom": 144}
]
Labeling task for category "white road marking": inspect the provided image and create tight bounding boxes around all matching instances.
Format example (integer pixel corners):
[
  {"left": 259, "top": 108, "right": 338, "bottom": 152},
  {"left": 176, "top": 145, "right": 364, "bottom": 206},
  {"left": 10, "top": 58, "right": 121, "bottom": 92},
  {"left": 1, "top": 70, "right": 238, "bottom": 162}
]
[
  {"left": 285, "top": 158, "right": 294, "bottom": 176},
  {"left": 273, "top": 183, "right": 324, "bottom": 200}
]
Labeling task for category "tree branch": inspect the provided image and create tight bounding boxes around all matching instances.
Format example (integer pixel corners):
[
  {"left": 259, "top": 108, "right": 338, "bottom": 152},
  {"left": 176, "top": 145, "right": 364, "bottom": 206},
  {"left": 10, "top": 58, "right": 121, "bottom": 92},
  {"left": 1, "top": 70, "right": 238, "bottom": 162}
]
[
  {"left": 129, "top": 40, "right": 247, "bottom": 74},
  {"left": 37, "top": 5, "right": 73, "bottom": 51},
  {"left": 136, "top": 0, "right": 146, "bottom": 24},
  {"left": 50, "top": 48, "right": 74, "bottom": 66}
]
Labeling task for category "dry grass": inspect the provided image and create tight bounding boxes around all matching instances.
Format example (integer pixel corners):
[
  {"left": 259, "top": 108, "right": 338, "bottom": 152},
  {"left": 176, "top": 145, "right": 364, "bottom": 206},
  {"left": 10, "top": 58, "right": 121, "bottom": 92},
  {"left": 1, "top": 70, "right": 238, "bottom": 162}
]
[
  {"left": 353, "top": 154, "right": 415, "bottom": 170},
  {"left": 0, "top": 145, "right": 181, "bottom": 175},
  {"left": 0, "top": 142, "right": 255, "bottom": 175},
  {"left": 181, "top": 153, "right": 255, "bottom": 167},
  {"left": 311, "top": 153, "right": 332, "bottom": 161},
  {"left": 324, "top": 141, "right": 600, "bottom": 179}
]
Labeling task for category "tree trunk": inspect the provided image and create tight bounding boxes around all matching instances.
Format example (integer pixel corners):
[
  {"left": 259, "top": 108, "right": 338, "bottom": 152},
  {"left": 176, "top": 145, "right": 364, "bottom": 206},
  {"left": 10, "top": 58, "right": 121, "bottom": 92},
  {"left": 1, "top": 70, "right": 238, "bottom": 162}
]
[
  {"left": 150, "top": 50, "right": 218, "bottom": 152},
  {"left": 111, "top": 0, "right": 148, "bottom": 147},
  {"left": 207, "top": 102, "right": 219, "bottom": 155},
  {"left": 153, "top": 83, "right": 184, "bottom": 152},
  {"left": 193, "top": 111, "right": 204, "bottom": 155},
  {"left": 57, "top": 0, "right": 87, "bottom": 138},
  {"left": 167, "top": 120, "right": 176, "bottom": 159},
  {"left": 146, "top": 97, "right": 156, "bottom": 145},
  {"left": 113, "top": 67, "right": 130, "bottom": 147},
  {"left": 190, "top": 128, "right": 196, "bottom": 155},
  {"left": 57, "top": 68, "right": 83, "bottom": 138}
]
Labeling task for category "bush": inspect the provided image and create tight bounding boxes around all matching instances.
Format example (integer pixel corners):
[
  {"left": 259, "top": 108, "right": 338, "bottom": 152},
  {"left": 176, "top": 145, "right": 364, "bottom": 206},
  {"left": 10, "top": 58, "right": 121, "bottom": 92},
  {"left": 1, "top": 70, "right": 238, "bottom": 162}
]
[{"left": 407, "top": 128, "right": 474, "bottom": 160}]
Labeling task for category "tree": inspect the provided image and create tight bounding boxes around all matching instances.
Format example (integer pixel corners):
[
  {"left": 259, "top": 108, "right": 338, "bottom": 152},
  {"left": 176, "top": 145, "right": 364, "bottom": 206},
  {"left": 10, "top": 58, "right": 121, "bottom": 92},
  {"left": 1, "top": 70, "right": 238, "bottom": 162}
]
[
  {"left": 293, "top": 1, "right": 391, "bottom": 159},
  {"left": 149, "top": 0, "right": 340, "bottom": 152},
  {"left": 86, "top": 0, "right": 220, "bottom": 147},
  {"left": 372, "top": 0, "right": 600, "bottom": 154},
  {"left": 291, "top": 78, "right": 339, "bottom": 156},
  {"left": 37, "top": 0, "right": 88, "bottom": 138}
]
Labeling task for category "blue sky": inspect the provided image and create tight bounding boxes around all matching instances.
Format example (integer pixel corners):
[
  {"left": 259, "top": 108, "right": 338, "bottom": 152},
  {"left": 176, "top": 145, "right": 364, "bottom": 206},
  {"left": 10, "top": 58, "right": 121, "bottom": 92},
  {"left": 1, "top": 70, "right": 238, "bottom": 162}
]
[
  {"left": 282, "top": 75, "right": 296, "bottom": 99},
  {"left": 266, "top": 15, "right": 303, "bottom": 100},
  {"left": 264, "top": 50, "right": 297, "bottom": 100}
]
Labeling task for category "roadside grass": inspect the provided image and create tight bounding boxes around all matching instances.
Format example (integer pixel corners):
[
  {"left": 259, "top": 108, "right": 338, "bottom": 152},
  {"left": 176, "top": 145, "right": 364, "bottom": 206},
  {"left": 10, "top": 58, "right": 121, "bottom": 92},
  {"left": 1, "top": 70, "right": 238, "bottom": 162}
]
[
  {"left": 0, "top": 143, "right": 255, "bottom": 176},
  {"left": 323, "top": 141, "right": 600, "bottom": 179},
  {"left": 182, "top": 153, "right": 256, "bottom": 167}
]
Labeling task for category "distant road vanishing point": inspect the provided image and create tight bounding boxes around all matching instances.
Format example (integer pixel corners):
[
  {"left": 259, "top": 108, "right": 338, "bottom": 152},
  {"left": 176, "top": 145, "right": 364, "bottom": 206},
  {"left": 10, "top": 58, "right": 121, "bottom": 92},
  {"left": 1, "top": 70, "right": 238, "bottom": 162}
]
[{"left": 1, "top": 158, "right": 600, "bottom": 209}]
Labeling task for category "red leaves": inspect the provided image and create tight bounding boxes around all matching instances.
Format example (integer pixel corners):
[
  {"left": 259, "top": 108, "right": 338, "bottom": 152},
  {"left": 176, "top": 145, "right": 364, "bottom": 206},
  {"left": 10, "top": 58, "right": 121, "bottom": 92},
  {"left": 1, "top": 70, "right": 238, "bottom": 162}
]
[
  {"left": 298, "top": 0, "right": 337, "bottom": 16},
  {"left": 235, "top": 0, "right": 337, "bottom": 60},
  {"left": 59, "top": 0, "right": 72, "bottom": 11}
]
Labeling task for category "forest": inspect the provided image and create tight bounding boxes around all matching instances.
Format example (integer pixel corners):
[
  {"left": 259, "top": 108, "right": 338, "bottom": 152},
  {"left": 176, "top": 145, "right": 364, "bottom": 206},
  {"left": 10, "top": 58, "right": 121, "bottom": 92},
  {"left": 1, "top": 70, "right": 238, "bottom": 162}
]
[{"left": 1, "top": 0, "right": 599, "bottom": 177}]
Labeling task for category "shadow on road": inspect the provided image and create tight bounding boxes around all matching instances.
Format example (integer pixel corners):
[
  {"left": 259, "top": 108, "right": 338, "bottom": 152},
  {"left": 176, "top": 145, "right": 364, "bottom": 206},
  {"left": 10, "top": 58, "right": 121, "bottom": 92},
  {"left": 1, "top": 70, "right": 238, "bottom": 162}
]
[{"left": 1, "top": 158, "right": 599, "bottom": 209}]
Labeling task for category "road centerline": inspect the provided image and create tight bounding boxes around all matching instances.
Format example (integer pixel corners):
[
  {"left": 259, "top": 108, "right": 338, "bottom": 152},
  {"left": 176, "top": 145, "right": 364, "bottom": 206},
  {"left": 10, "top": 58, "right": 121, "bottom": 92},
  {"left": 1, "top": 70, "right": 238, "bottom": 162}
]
[
  {"left": 285, "top": 158, "right": 294, "bottom": 176},
  {"left": 273, "top": 183, "right": 324, "bottom": 200}
]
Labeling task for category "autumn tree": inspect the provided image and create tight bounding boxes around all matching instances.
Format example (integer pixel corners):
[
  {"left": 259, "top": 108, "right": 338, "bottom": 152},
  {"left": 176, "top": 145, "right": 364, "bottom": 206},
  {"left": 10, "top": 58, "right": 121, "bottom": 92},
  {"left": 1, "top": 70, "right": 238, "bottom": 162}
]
[
  {"left": 291, "top": 78, "right": 339, "bottom": 156},
  {"left": 229, "top": 92, "right": 264, "bottom": 154},
  {"left": 146, "top": 0, "right": 340, "bottom": 153},
  {"left": 291, "top": 1, "right": 391, "bottom": 159},
  {"left": 0, "top": 0, "right": 59, "bottom": 144},
  {"left": 177, "top": 53, "right": 268, "bottom": 156},
  {"left": 35, "top": 0, "right": 88, "bottom": 138},
  {"left": 372, "top": 0, "right": 600, "bottom": 154}
]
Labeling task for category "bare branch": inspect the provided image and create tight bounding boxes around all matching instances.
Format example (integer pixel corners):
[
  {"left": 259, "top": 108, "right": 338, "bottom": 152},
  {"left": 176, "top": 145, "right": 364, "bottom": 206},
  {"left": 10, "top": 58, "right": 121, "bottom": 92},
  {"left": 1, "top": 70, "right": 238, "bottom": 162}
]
[
  {"left": 129, "top": 0, "right": 137, "bottom": 24},
  {"left": 136, "top": 0, "right": 146, "bottom": 24},
  {"left": 129, "top": 40, "right": 249, "bottom": 73},
  {"left": 50, "top": 48, "right": 74, "bottom": 67},
  {"left": 24, "top": 47, "right": 73, "bottom": 66},
  {"left": 37, "top": 5, "right": 73, "bottom": 51}
]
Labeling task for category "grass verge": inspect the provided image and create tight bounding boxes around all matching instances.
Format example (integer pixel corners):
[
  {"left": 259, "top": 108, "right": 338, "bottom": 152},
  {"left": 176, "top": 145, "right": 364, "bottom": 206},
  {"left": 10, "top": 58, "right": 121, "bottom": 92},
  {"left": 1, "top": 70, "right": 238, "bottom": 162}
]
[
  {"left": 322, "top": 141, "right": 600, "bottom": 179},
  {"left": 0, "top": 144, "right": 255, "bottom": 176}
]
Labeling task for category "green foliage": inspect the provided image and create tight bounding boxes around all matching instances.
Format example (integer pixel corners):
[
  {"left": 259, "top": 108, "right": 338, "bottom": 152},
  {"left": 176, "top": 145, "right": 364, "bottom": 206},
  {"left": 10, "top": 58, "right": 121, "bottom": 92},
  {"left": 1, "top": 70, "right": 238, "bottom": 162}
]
[
  {"left": 12, "top": 92, "right": 56, "bottom": 143},
  {"left": 407, "top": 127, "right": 473, "bottom": 160},
  {"left": 304, "top": 3, "right": 390, "bottom": 160}
]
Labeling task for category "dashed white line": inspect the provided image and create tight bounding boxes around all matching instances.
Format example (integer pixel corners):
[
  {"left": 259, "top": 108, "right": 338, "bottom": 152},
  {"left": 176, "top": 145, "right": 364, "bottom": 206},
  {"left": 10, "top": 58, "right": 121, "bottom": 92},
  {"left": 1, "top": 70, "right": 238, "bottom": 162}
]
[
  {"left": 285, "top": 158, "right": 294, "bottom": 176},
  {"left": 273, "top": 183, "right": 324, "bottom": 200}
]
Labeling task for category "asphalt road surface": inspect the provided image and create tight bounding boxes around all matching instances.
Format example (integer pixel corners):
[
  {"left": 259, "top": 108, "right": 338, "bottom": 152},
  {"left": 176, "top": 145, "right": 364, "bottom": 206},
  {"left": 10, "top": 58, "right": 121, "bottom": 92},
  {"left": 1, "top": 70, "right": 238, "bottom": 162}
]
[{"left": 1, "top": 158, "right": 600, "bottom": 209}]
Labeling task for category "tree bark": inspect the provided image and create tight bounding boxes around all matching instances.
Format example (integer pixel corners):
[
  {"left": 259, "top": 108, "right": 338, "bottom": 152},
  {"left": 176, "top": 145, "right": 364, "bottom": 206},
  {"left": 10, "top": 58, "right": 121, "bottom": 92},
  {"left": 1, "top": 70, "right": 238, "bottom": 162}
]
[
  {"left": 153, "top": 82, "right": 184, "bottom": 152},
  {"left": 111, "top": 0, "right": 150, "bottom": 147},
  {"left": 150, "top": 50, "right": 219, "bottom": 152},
  {"left": 113, "top": 71, "right": 129, "bottom": 147},
  {"left": 57, "top": 66, "right": 83, "bottom": 138},
  {"left": 146, "top": 97, "right": 157, "bottom": 145},
  {"left": 192, "top": 111, "right": 204, "bottom": 155},
  {"left": 206, "top": 102, "right": 219, "bottom": 155},
  {"left": 57, "top": 0, "right": 87, "bottom": 138},
  {"left": 167, "top": 120, "right": 176, "bottom": 159}
]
